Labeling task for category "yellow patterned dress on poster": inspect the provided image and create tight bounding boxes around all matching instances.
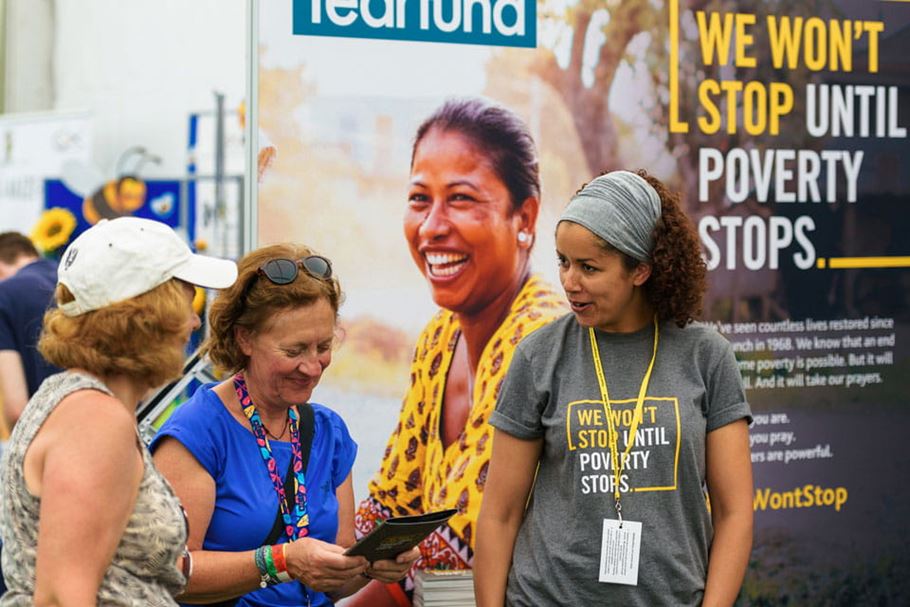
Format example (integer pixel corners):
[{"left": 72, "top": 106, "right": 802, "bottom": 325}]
[{"left": 355, "top": 275, "right": 565, "bottom": 594}]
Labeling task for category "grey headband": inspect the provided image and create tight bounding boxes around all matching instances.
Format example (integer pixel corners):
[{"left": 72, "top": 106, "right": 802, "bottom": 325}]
[{"left": 559, "top": 170, "right": 662, "bottom": 262}]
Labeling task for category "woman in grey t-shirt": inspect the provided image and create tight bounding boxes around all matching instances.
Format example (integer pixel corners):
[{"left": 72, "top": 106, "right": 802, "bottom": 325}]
[{"left": 475, "top": 170, "right": 753, "bottom": 607}]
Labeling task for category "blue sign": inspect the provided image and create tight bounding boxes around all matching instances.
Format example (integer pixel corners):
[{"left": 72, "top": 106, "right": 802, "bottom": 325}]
[
  {"left": 293, "top": 0, "right": 537, "bottom": 48},
  {"left": 44, "top": 179, "right": 194, "bottom": 245}
]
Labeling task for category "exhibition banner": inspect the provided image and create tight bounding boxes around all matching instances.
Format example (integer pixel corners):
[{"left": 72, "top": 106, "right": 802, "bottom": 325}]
[{"left": 253, "top": 0, "right": 910, "bottom": 603}]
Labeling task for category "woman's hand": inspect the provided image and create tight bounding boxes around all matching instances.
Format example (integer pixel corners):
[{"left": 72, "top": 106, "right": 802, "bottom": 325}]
[
  {"left": 363, "top": 546, "right": 420, "bottom": 584},
  {"left": 284, "top": 537, "right": 369, "bottom": 593}
]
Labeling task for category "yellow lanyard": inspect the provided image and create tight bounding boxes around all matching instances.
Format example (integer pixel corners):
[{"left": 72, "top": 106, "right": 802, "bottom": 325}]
[{"left": 587, "top": 316, "right": 659, "bottom": 521}]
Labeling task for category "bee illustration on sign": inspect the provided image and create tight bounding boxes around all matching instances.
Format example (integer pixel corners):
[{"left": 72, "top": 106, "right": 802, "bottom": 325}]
[{"left": 61, "top": 146, "right": 161, "bottom": 224}]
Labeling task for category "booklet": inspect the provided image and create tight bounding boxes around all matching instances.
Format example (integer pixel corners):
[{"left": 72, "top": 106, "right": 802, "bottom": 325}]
[{"left": 345, "top": 509, "right": 458, "bottom": 562}]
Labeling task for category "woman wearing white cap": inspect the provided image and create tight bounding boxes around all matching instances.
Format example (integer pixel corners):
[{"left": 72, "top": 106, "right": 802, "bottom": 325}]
[
  {"left": 474, "top": 170, "right": 753, "bottom": 606},
  {"left": 0, "top": 217, "right": 237, "bottom": 605}
]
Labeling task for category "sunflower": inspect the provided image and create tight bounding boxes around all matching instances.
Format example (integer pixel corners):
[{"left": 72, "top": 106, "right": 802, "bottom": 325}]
[{"left": 30, "top": 207, "right": 77, "bottom": 253}]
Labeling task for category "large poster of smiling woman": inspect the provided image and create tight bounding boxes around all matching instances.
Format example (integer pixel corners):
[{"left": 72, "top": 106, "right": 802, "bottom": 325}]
[{"left": 251, "top": 0, "right": 910, "bottom": 604}]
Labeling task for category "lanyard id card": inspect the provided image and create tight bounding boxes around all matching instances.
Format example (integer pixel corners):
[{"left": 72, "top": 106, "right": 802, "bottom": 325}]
[
  {"left": 589, "top": 317, "right": 658, "bottom": 587},
  {"left": 599, "top": 518, "right": 642, "bottom": 586}
]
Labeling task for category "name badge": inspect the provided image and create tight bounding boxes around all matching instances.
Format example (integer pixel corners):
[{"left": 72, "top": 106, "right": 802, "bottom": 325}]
[{"left": 598, "top": 518, "right": 642, "bottom": 586}]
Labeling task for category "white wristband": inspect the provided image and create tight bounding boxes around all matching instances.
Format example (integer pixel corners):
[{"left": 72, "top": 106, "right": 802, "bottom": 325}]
[{"left": 276, "top": 570, "right": 292, "bottom": 583}]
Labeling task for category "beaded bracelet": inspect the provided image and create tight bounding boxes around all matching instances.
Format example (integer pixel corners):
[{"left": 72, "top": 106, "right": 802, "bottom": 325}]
[{"left": 254, "top": 546, "right": 279, "bottom": 588}]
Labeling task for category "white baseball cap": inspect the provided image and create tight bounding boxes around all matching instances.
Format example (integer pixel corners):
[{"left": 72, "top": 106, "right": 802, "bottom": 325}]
[{"left": 58, "top": 217, "right": 238, "bottom": 316}]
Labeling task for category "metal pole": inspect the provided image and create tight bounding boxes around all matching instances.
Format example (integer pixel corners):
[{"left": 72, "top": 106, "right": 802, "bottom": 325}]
[
  {"left": 213, "top": 91, "right": 226, "bottom": 255},
  {"left": 243, "top": 0, "right": 259, "bottom": 255}
]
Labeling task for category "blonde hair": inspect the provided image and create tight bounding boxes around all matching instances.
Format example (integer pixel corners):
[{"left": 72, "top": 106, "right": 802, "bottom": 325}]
[
  {"left": 204, "top": 243, "right": 343, "bottom": 374},
  {"left": 39, "top": 279, "right": 191, "bottom": 389}
]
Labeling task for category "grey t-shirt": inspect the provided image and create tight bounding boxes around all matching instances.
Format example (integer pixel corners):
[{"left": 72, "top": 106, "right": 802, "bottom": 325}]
[{"left": 489, "top": 314, "right": 751, "bottom": 606}]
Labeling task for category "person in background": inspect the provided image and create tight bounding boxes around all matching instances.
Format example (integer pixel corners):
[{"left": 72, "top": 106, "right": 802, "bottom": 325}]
[
  {"left": 349, "top": 98, "right": 565, "bottom": 606},
  {"left": 0, "top": 217, "right": 237, "bottom": 604},
  {"left": 474, "top": 170, "right": 753, "bottom": 607},
  {"left": 152, "top": 244, "right": 418, "bottom": 606},
  {"left": 0, "top": 232, "right": 60, "bottom": 431}
]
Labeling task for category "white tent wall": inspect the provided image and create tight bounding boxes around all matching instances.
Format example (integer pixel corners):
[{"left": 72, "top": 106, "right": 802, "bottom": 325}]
[
  {"left": 2, "top": 0, "right": 54, "bottom": 113},
  {"left": 3, "top": 0, "right": 246, "bottom": 179}
]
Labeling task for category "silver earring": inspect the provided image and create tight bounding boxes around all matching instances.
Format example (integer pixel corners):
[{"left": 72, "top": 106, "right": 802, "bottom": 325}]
[{"left": 517, "top": 231, "right": 530, "bottom": 244}]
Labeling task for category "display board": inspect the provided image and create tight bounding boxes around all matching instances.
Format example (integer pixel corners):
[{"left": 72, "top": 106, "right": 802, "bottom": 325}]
[
  {"left": 0, "top": 111, "right": 91, "bottom": 233},
  {"left": 251, "top": 0, "right": 910, "bottom": 602},
  {"left": 44, "top": 178, "right": 195, "bottom": 243}
]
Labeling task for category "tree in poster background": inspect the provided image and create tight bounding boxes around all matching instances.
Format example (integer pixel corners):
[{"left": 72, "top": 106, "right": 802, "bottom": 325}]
[{"left": 533, "top": 0, "right": 659, "bottom": 176}]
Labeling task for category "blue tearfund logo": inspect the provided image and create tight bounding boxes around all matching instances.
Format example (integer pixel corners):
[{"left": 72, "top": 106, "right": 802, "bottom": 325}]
[{"left": 293, "top": 0, "right": 537, "bottom": 48}]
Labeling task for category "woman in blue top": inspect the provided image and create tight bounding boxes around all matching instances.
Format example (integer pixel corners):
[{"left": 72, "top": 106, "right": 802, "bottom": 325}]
[{"left": 152, "top": 244, "right": 418, "bottom": 606}]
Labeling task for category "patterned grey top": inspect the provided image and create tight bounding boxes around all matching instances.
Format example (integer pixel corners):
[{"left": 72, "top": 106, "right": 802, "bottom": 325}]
[{"left": 0, "top": 372, "right": 187, "bottom": 605}]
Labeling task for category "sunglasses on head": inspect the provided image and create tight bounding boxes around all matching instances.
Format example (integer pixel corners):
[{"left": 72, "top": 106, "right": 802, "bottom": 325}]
[{"left": 256, "top": 256, "right": 333, "bottom": 285}]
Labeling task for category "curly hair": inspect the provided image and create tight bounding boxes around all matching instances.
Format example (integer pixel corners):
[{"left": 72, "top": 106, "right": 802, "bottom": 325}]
[
  {"left": 579, "top": 169, "right": 706, "bottom": 327},
  {"left": 39, "top": 279, "right": 191, "bottom": 388},
  {"left": 638, "top": 170, "right": 706, "bottom": 326},
  {"left": 204, "top": 243, "right": 343, "bottom": 374}
]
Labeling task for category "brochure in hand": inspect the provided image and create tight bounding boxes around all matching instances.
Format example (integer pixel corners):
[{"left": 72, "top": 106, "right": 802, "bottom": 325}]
[{"left": 345, "top": 509, "right": 457, "bottom": 562}]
